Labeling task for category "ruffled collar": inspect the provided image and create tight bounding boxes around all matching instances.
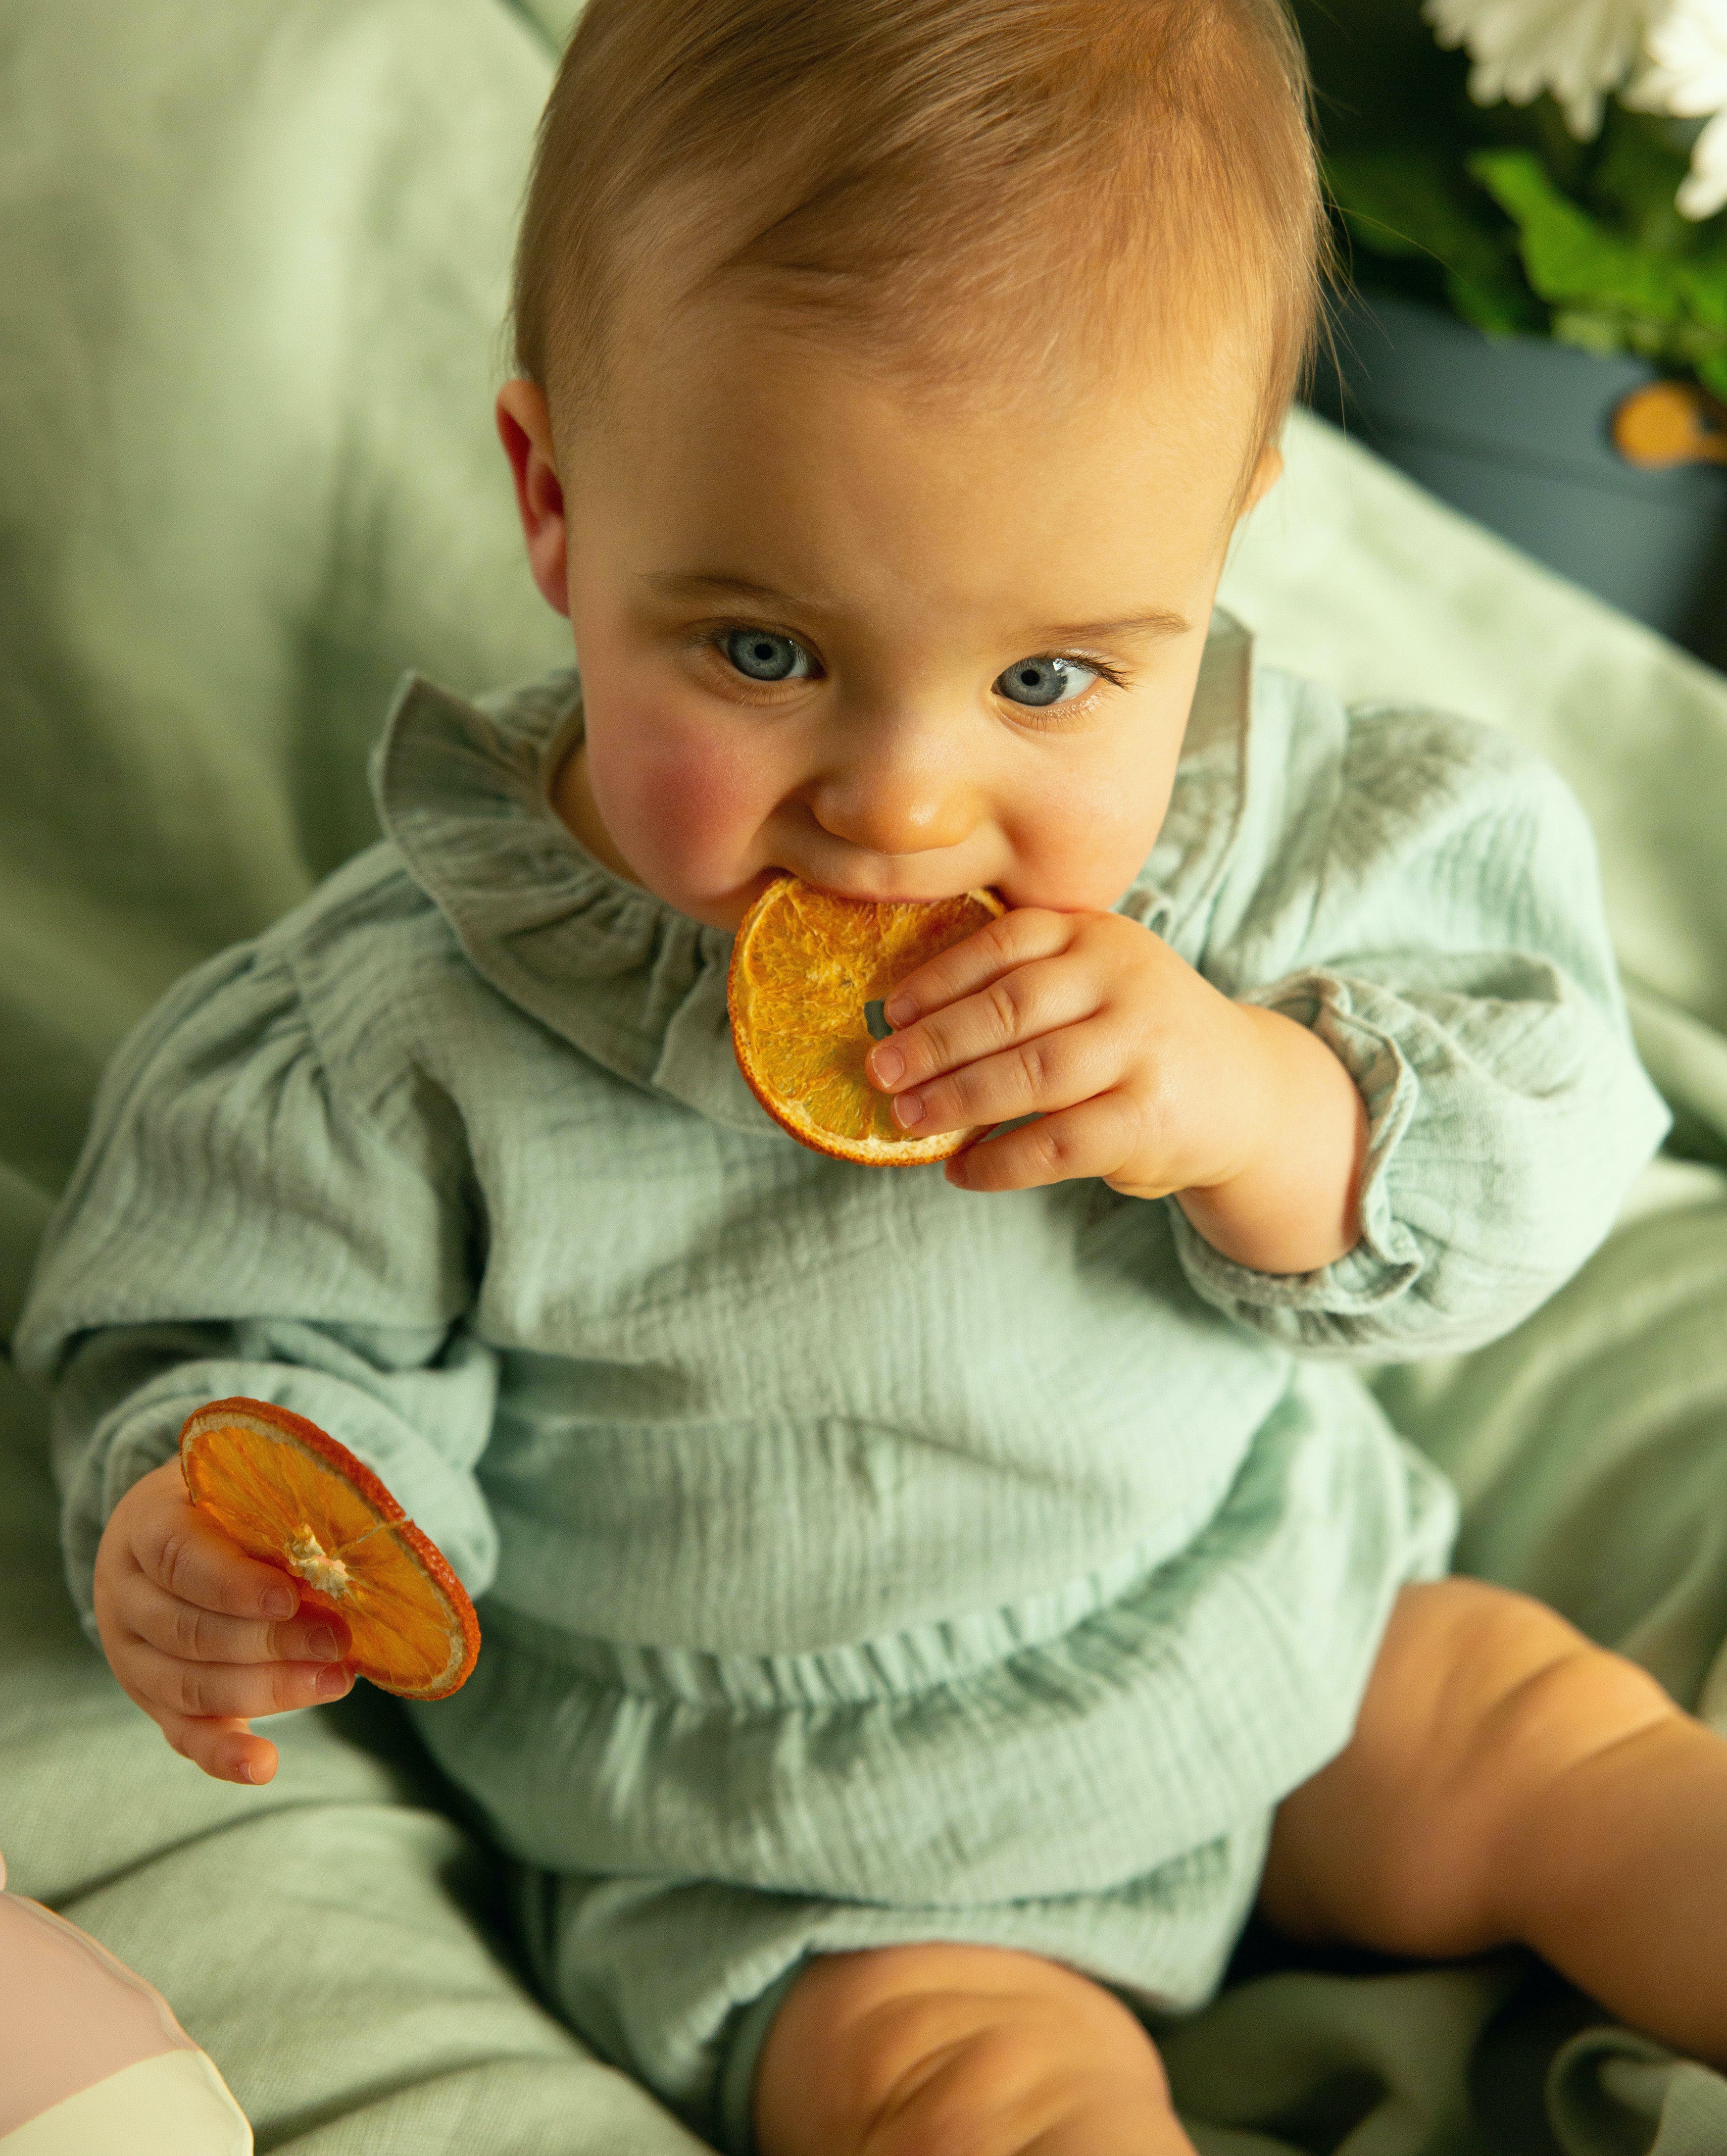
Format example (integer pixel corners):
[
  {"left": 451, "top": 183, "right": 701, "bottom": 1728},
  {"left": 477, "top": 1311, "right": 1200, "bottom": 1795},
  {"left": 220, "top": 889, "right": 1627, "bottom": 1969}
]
[{"left": 369, "top": 610, "right": 1253, "bottom": 1137}]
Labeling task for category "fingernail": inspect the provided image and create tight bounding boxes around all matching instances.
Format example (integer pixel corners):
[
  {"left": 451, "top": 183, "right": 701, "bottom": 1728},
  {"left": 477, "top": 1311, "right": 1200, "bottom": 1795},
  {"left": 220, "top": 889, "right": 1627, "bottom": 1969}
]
[
  {"left": 263, "top": 1588, "right": 297, "bottom": 1619},
  {"left": 316, "top": 1665, "right": 353, "bottom": 1700},
  {"left": 307, "top": 1625, "right": 341, "bottom": 1661},
  {"left": 893, "top": 1091, "right": 924, "bottom": 1128},
  {"left": 235, "top": 1760, "right": 255, "bottom": 1785},
  {"left": 883, "top": 993, "right": 913, "bottom": 1025},
  {"left": 869, "top": 1043, "right": 904, "bottom": 1086}
]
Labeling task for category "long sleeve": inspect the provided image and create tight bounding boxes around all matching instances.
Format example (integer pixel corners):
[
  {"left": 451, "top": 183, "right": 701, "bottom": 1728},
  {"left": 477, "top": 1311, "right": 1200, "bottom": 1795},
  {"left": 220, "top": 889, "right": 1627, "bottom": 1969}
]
[
  {"left": 1166, "top": 682, "right": 1671, "bottom": 1358},
  {"left": 13, "top": 927, "right": 500, "bottom": 1641}
]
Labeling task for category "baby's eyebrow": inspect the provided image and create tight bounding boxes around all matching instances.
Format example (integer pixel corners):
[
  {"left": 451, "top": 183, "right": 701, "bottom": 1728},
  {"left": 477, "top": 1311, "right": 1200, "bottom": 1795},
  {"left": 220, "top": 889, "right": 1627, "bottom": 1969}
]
[
  {"left": 642, "top": 570, "right": 791, "bottom": 606},
  {"left": 1028, "top": 607, "right": 1191, "bottom": 644},
  {"left": 639, "top": 569, "right": 1190, "bottom": 645}
]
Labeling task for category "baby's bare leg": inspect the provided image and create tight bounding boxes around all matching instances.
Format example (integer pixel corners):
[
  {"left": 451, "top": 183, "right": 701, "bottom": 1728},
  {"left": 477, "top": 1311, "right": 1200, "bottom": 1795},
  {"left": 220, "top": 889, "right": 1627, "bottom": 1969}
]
[
  {"left": 1262, "top": 1576, "right": 1727, "bottom": 2063},
  {"left": 754, "top": 1942, "right": 1195, "bottom": 2156}
]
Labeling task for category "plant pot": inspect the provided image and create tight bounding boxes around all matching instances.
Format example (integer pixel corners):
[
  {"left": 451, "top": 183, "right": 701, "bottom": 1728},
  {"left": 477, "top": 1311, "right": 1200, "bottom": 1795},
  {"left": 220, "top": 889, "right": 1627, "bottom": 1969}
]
[{"left": 1306, "top": 290, "right": 1727, "bottom": 669}]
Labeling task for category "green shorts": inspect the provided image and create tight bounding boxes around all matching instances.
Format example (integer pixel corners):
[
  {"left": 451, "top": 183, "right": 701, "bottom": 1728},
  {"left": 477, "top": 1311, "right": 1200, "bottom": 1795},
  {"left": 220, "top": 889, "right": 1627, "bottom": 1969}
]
[{"left": 510, "top": 1816, "right": 1274, "bottom": 2153}]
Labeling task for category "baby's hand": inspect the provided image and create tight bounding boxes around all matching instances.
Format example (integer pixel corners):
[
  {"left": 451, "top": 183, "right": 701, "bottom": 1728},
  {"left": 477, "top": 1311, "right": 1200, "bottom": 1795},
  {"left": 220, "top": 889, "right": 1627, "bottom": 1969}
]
[
  {"left": 92, "top": 1457, "right": 353, "bottom": 1786},
  {"left": 864, "top": 907, "right": 1367, "bottom": 1273},
  {"left": 864, "top": 908, "right": 1263, "bottom": 1199}
]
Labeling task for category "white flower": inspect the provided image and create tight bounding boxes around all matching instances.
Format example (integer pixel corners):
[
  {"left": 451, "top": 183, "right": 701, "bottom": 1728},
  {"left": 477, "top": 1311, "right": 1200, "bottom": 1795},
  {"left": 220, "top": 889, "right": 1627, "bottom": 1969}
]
[
  {"left": 1423, "top": 0, "right": 1658, "bottom": 136},
  {"left": 1674, "top": 109, "right": 1727, "bottom": 213},
  {"left": 1626, "top": 0, "right": 1727, "bottom": 215}
]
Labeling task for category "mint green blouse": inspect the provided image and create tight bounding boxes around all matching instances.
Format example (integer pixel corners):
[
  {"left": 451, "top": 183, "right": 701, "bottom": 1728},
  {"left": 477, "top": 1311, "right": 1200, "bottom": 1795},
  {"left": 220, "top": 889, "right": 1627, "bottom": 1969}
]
[{"left": 16, "top": 612, "right": 1668, "bottom": 1937}]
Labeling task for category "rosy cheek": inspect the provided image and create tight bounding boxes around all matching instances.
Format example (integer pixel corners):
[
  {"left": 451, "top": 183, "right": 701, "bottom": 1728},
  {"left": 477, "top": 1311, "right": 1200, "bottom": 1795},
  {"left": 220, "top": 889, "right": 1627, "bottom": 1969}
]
[
  {"left": 585, "top": 693, "right": 784, "bottom": 901},
  {"left": 1002, "top": 759, "right": 1179, "bottom": 913}
]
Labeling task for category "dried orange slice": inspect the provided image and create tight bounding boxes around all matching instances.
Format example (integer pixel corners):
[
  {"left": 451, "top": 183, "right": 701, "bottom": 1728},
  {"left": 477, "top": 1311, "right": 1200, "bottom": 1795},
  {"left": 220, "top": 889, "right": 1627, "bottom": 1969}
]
[
  {"left": 729, "top": 875, "right": 1006, "bottom": 1164},
  {"left": 178, "top": 1397, "right": 479, "bottom": 1700}
]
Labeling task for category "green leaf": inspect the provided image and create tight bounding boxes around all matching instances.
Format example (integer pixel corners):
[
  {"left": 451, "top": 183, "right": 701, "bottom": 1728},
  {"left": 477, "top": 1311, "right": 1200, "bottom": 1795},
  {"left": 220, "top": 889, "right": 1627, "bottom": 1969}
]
[
  {"left": 1697, "top": 350, "right": 1727, "bottom": 400},
  {"left": 1681, "top": 249, "right": 1727, "bottom": 331},
  {"left": 1590, "top": 108, "right": 1700, "bottom": 256},
  {"left": 1327, "top": 148, "right": 1538, "bottom": 334},
  {"left": 1470, "top": 148, "right": 1691, "bottom": 324},
  {"left": 1293, "top": 4, "right": 1727, "bottom": 399},
  {"left": 1471, "top": 147, "right": 1727, "bottom": 378}
]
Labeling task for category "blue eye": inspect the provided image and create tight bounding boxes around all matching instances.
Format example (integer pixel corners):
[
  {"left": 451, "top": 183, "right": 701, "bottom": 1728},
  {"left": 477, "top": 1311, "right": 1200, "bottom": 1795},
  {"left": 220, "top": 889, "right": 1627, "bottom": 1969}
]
[
  {"left": 995, "top": 655, "right": 1099, "bottom": 708},
  {"left": 723, "top": 628, "right": 811, "bottom": 682}
]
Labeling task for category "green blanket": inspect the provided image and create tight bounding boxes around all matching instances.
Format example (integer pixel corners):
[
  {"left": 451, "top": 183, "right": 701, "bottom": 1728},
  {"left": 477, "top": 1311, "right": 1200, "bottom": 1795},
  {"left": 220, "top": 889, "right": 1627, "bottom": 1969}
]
[{"left": 4, "top": 4, "right": 1726, "bottom": 2150}]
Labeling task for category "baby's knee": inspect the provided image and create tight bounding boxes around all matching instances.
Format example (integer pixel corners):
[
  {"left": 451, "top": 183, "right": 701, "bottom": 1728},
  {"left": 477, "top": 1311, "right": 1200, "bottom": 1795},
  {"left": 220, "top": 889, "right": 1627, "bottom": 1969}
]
[
  {"left": 752, "top": 1941, "right": 1184, "bottom": 2156},
  {"left": 1416, "top": 1579, "right": 1677, "bottom": 1800},
  {"left": 1264, "top": 1578, "right": 1678, "bottom": 1956}
]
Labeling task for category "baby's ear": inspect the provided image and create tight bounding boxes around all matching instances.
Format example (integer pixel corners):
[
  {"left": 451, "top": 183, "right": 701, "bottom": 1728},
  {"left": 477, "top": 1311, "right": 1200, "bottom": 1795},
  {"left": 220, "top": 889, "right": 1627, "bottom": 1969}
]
[
  {"left": 496, "top": 378, "right": 571, "bottom": 619},
  {"left": 1241, "top": 441, "right": 1284, "bottom": 518}
]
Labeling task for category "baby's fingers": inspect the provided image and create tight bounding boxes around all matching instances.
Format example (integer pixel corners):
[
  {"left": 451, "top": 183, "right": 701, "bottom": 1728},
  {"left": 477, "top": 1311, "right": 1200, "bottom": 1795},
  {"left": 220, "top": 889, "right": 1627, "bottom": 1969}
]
[
  {"left": 122, "top": 1574, "right": 350, "bottom": 1671},
  {"left": 868, "top": 949, "right": 1100, "bottom": 1102},
  {"left": 947, "top": 1091, "right": 1145, "bottom": 1193},
  {"left": 157, "top": 1710, "right": 279, "bottom": 1788},
  {"left": 123, "top": 1636, "right": 354, "bottom": 1728},
  {"left": 875, "top": 1009, "right": 1118, "bottom": 1140},
  {"left": 878, "top": 906, "right": 1073, "bottom": 1028},
  {"left": 125, "top": 1458, "right": 304, "bottom": 1622}
]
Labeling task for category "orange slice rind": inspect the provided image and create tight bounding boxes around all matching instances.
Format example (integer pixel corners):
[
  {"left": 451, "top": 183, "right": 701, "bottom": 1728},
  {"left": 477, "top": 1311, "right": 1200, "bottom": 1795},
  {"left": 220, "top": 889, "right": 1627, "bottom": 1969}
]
[
  {"left": 178, "top": 1397, "right": 480, "bottom": 1700},
  {"left": 728, "top": 875, "right": 1006, "bottom": 1165}
]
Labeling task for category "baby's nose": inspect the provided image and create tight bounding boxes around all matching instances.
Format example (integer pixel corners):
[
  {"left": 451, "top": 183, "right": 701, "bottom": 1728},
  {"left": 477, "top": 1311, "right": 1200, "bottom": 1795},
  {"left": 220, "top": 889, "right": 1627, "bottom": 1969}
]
[{"left": 807, "top": 761, "right": 976, "bottom": 858}]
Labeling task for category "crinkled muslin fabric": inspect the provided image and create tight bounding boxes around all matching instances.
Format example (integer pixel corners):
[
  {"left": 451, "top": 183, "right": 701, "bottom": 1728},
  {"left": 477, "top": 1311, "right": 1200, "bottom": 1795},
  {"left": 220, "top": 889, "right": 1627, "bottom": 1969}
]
[{"left": 15, "top": 611, "right": 1668, "bottom": 2145}]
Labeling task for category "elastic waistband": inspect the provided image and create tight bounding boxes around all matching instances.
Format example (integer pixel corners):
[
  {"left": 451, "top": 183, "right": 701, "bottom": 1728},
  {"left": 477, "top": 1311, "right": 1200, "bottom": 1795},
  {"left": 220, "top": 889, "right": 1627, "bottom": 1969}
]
[{"left": 480, "top": 1533, "right": 1170, "bottom": 1709}]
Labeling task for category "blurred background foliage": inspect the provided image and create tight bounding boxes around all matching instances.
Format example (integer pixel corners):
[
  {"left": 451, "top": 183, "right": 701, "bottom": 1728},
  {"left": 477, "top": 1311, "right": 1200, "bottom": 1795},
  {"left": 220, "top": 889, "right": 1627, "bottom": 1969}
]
[{"left": 1295, "top": 0, "right": 1727, "bottom": 396}]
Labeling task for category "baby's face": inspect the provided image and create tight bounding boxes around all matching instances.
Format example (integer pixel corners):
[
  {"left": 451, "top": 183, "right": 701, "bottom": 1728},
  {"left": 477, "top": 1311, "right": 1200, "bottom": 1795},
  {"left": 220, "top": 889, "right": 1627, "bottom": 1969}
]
[{"left": 500, "top": 299, "right": 1277, "bottom": 932}]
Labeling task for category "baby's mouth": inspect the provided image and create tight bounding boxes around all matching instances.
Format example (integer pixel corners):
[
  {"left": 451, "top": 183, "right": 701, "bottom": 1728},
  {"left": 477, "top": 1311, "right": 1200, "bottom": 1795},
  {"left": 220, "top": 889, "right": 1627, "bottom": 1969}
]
[{"left": 787, "top": 868, "right": 981, "bottom": 907}]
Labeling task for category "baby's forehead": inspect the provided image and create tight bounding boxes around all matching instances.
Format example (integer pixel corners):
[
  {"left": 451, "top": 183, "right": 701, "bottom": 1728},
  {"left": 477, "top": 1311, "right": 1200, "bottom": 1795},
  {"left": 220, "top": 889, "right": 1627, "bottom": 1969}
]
[
  {"left": 557, "top": 298, "right": 1258, "bottom": 642},
  {"left": 564, "top": 196, "right": 1267, "bottom": 441}
]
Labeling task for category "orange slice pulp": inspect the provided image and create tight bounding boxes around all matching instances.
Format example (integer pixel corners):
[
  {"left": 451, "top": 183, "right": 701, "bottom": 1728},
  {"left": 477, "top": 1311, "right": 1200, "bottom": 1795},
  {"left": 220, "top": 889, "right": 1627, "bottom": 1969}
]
[
  {"left": 178, "top": 1397, "right": 480, "bottom": 1700},
  {"left": 728, "top": 875, "right": 1006, "bottom": 1164}
]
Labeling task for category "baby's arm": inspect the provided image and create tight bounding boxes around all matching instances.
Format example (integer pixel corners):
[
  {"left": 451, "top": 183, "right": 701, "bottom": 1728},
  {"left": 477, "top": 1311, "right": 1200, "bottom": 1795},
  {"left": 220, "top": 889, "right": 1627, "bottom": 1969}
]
[
  {"left": 92, "top": 1457, "right": 353, "bottom": 1784},
  {"left": 872, "top": 695, "right": 1670, "bottom": 1355},
  {"left": 15, "top": 928, "right": 498, "bottom": 1726}
]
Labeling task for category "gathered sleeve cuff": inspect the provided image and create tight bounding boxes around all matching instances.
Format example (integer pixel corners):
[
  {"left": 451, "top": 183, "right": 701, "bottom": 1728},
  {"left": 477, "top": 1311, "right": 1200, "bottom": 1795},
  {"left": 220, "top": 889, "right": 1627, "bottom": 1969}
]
[{"left": 1167, "top": 699, "right": 1671, "bottom": 1359}]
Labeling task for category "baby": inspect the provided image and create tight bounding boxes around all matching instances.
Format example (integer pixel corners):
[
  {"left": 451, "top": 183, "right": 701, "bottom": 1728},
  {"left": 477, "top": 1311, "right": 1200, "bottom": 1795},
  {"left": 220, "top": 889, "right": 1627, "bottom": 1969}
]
[{"left": 15, "top": 0, "right": 1726, "bottom": 2150}]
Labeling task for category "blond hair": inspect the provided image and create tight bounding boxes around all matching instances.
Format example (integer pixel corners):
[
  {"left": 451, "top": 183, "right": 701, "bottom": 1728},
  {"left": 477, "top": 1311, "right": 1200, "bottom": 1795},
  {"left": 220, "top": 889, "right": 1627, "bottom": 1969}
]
[{"left": 511, "top": 0, "right": 1327, "bottom": 471}]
